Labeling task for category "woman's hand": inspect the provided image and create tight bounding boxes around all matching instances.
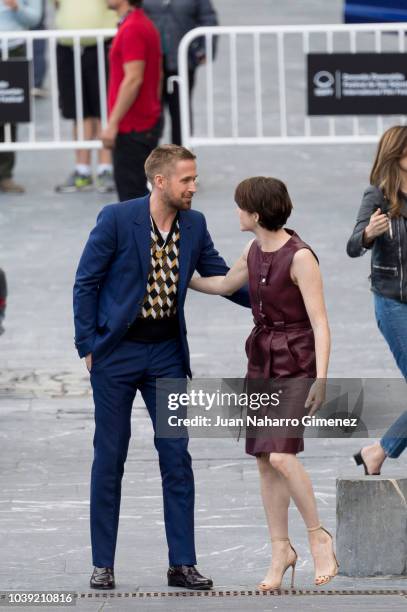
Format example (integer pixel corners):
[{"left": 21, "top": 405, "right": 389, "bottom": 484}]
[
  {"left": 363, "top": 208, "right": 390, "bottom": 244},
  {"left": 305, "top": 379, "right": 327, "bottom": 416}
]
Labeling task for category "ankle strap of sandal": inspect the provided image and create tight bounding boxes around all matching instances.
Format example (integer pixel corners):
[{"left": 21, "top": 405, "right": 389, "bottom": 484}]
[
  {"left": 307, "top": 524, "right": 322, "bottom": 533},
  {"left": 271, "top": 537, "right": 290, "bottom": 542}
]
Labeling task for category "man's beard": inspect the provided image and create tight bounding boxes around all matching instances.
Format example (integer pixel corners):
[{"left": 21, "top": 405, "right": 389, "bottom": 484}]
[{"left": 162, "top": 190, "right": 191, "bottom": 210}]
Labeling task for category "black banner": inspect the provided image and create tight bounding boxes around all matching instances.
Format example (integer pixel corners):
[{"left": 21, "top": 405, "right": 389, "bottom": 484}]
[
  {"left": 308, "top": 53, "right": 407, "bottom": 116},
  {"left": 0, "top": 60, "right": 31, "bottom": 123}
]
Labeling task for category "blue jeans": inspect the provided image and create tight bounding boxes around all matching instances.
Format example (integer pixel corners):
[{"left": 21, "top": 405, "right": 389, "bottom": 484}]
[{"left": 374, "top": 293, "right": 407, "bottom": 458}]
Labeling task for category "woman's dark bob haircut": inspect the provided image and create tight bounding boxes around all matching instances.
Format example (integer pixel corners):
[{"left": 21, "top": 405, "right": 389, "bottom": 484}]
[{"left": 234, "top": 176, "right": 293, "bottom": 231}]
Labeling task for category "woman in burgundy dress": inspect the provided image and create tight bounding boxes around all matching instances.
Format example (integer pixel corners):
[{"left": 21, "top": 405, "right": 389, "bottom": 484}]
[{"left": 189, "top": 177, "right": 338, "bottom": 589}]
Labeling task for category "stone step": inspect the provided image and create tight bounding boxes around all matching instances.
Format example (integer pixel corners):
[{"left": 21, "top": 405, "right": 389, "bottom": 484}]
[{"left": 336, "top": 477, "right": 407, "bottom": 577}]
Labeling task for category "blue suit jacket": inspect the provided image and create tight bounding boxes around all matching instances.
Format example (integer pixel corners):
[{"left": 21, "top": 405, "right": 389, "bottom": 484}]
[{"left": 73, "top": 195, "right": 250, "bottom": 377}]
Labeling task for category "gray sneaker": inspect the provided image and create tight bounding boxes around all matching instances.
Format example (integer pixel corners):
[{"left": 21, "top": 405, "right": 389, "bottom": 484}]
[
  {"left": 0, "top": 178, "right": 25, "bottom": 193},
  {"left": 96, "top": 170, "right": 116, "bottom": 194},
  {"left": 55, "top": 171, "right": 93, "bottom": 193}
]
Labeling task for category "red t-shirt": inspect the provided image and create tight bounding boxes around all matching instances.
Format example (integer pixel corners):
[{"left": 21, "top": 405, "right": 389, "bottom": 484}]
[{"left": 108, "top": 9, "right": 161, "bottom": 133}]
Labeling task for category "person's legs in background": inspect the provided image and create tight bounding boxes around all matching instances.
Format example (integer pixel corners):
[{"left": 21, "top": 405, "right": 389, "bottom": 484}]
[
  {"left": 32, "top": 0, "right": 47, "bottom": 98},
  {"left": 356, "top": 293, "right": 407, "bottom": 474},
  {"left": 163, "top": 61, "right": 196, "bottom": 146},
  {"left": 32, "top": 0, "right": 47, "bottom": 97},
  {"left": 375, "top": 293, "right": 407, "bottom": 458},
  {"left": 0, "top": 267, "right": 7, "bottom": 335},
  {"left": 374, "top": 293, "right": 407, "bottom": 377},
  {"left": 0, "top": 124, "right": 24, "bottom": 193},
  {"left": 32, "top": 37, "right": 47, "bottom": 97},
  {"left": 55, "top": 43, "right": 90, "bottom": 193},
  {"left": 55, "top": 118, "right": 95, "bottom": 193},
  {"left": 0, "top": 45, "right": 26, "bottom": 193},
  {"left": 55, "top": 44, "right": 114, "bottom": 193},
  {"left": 94, "top": 118, "right": 115, "bottom": 194},
  {"left": 112, "top": 119, "right": 161, "bottom": 201},
  {"left": 86, "top": 44, "right": 115, "bottom": 193},
  {"left": 380, "top": 411, "right": 407, "bottom": 458}
]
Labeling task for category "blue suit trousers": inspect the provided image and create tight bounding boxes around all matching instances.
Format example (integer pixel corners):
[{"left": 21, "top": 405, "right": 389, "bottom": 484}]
[{"left": 89, "top": 337, "right": 196, "bottom": 568}]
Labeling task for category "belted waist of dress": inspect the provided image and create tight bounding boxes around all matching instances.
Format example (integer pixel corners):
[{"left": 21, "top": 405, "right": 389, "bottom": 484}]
[{"left": 253, "top": 318, "right": 311, "bottom": 331}]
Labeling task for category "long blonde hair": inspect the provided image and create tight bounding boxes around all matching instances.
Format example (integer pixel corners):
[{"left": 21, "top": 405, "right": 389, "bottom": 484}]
[{"left": 370, "top": 125, "right": 407, "bottom": 217}]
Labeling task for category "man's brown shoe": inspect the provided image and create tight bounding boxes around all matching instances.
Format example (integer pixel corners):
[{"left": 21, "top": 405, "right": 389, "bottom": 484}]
[
  {"left": 0, "top": 178, "right": 25, "bottom": 193},
  {"left": 90, "top": 567, "right": 115, "bottom": 590}
]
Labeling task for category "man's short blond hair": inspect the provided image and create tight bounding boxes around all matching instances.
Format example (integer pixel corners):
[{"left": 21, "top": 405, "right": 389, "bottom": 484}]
[{"left": 144, "top": 144, "right": 196, "bottom": 183}]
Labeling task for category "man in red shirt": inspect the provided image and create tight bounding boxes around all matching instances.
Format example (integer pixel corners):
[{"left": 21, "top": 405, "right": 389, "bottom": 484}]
[{"left": 103, "top": 0, "right": 162, "bottom": 201}]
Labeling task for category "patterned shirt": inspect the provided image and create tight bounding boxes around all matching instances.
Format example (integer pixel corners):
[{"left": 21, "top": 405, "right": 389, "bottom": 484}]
[{"left": 139, "top": 215, "right": 180, "bottom": 319}]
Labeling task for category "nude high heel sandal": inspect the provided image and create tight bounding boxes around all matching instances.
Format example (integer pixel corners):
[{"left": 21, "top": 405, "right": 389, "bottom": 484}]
[
  {"left": 257, "top": 537, "right": 298, "bottom": 591},
  {"left": 308, "top": 525, "right": 339, "bottom": 586}
]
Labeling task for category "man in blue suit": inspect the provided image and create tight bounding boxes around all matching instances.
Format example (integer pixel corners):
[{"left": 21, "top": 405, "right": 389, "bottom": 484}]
[{"left": 73, "top": 144, "right": 250, "bottom": 590}]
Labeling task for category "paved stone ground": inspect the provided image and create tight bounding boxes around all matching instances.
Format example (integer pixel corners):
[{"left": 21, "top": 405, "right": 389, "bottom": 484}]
[{"left": 1, "top": 1, "right": 407, "bottom": 611}]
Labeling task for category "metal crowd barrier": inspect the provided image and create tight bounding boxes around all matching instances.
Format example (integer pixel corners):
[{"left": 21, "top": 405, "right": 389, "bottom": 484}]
[
  {"left": 0, "top": 29, "right": 115, "bottom": 151},
  {"left": 1, "top": 24, "right": 407, "bottom": 151},
  {"left": 176, "top": 23, "right": 407, "bottom": 148}
]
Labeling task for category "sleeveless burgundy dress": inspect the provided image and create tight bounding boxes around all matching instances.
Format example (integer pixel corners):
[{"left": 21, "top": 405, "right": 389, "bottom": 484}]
[{"left": 245, "top": 230, "right": 317, "bottom": 456}]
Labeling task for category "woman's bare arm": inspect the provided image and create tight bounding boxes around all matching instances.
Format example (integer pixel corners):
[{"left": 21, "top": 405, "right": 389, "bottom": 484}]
[
  {"left": 291, "top": 249, "right": 330, "bottom": 377},
  {"left": 291, "top": 249, "right": 330, "bottom": 414}
]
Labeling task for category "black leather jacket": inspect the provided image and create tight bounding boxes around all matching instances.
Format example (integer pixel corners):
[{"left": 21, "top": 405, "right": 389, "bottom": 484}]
[{"left": 346, "top": 185, "right": 407, "bottom": 302}]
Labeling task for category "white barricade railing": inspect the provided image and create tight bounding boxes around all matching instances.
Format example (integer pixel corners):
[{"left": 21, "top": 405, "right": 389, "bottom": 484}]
[
  {"left": 177, "top": 23, "right": 407, "bottom": 148},
  {"left": 2, "top": 24, "right": 407, "bottom": 151},
  {"left": 0, "top": 29, "right": 115, "bottom": 151}
]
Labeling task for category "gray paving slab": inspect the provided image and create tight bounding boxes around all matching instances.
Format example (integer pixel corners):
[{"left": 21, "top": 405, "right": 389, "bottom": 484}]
[
  {"left": 1, "top": 398, "right": 406, "bottom": 601},
  {"left": 2, "top": 595, "right": 407, "bottom": 612},
  {"left": 1, "top": 1, "right": 406, "bottom": 610}
]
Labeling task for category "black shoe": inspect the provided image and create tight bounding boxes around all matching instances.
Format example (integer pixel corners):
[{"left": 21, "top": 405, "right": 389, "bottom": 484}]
[
  {"left": 353, "top": 450, "right": 381, "bottom": 475},
  {"left": 167, "top": 565, "right": 213, "bottom": 590},
  {"left": 90, "top": 567, "right": 115, "bottom": 589}
]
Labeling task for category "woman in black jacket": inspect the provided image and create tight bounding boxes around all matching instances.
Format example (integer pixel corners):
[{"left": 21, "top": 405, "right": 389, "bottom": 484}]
[{"left": 347, "top": 125, "right": 407, "bottom": 475}]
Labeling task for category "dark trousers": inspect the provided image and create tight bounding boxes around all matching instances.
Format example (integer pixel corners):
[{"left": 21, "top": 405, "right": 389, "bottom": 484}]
[
  {"left": 33, "top": 8, "right": 47, "bottom": 89},
  {"left": 113, "top": 118, "right": 162, "bottom": 202},
  {"left": 163, "top": 65, "right": 196, "bottom": 146},
  {"left": 33, "top": 37, "right": 46, "bottom": 88},
  {"left": 0, "top": 46, "right": 25, "bottom": 180},
  {"left": 0, "top": 267, "right": 6, "bottom": 329},
  {"left": 89, "top": 337, "right": 196, "bottom": 568},
  {"left": 0, "top": 124, "right": 16, "bottom": 180}
]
